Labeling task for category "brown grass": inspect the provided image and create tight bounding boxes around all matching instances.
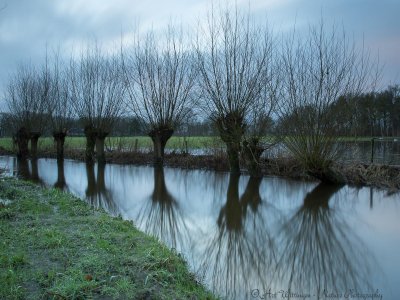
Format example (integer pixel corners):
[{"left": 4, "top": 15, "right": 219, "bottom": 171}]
[{"left": 1, "top": 147, "right": 399, "bottom": 192}]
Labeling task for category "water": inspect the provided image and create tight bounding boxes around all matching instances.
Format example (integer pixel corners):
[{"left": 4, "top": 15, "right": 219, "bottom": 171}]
[
  {"left": 341, "top": 140, "right": 400, "bottom": 165},
  {"left": 167, "top": 140, "right": 400, "bottom": 166},
  {"left": 1, "top": 155, "right": 399, "bottom": 300}
]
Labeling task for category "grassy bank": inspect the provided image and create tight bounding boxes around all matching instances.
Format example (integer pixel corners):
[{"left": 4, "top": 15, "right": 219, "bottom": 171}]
[
  {"left": 1, "top": 135, "right": 399, "bottom": 192},
  {"left": 0, "top": 178, "right": 215, "bottom": 300},
  {"left": 0, "top": 136, "right": 382, "bottom": 153},
  {"left": 0, "top": 136, "right": 226, "bottom": 153}
]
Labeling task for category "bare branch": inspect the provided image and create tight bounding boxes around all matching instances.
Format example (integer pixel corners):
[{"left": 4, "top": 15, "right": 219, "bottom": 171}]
[{"left": 123, "top": 25, "right": 196, "bottom": 164}]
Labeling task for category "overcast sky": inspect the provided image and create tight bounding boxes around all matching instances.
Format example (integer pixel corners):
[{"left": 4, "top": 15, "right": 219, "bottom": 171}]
[{"left": 0, "top": 0, "right": 399, "bottom": 105}]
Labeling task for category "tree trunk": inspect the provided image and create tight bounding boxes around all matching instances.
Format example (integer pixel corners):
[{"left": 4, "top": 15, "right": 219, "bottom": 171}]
[
  {"left": 216, "top": 113, "right": 245, "bottom": 174},
  {"left": 84, "top": 125, "right": 97, "bottom": 163},
  {"left": 307, "top": 166, "right": 344, "bottom": 184},
  {"left": 30, "top": 132, "right": 41, "bottom": 159},
  {"left": 149, "top": 127, "right": 174, "bottom": 165},
  {"left": 53, "top": 131, "right": 67, "bottom": 161},
  {"left": 226, "top": 143, "right": 241, "bottom": 174},
  {"left": 96, "top": 131, "right": 109, "bottom": 164},
  {"left": 242, "top": 138, "right": 264, "bottom": 177},
  {"left": 16, "top": 127, "right": 30, "bottom": 159}
]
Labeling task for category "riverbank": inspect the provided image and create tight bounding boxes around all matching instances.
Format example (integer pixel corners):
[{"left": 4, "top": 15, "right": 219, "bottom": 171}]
[
  {"left": 1, "top": 146, "right": 400, "bottom": 192},
  {"left": 0, "top": 178, "right": 216, "bottom": 299}
]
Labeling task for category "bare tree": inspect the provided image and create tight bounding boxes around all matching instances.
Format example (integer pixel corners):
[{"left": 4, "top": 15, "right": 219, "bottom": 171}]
[
  {"left": 5, "top": 65, "right": 34, "bottom": 159},
  {"left": 31, "top": 58, "right": 52, "bottom": 157},
  {"left": 195, "top": 6, "right": 275, "bottom": 174},
  {"left": 123, "top": 27, "right": 196, "bottom": 165},
  {"left": 5, "top": 63, "right": 48, "bottom": 159},
  {"left": 241, "top": 70, "right": 281, "bottom": 177},
  {"left": 47, "top": 51, "right": 74, "bottom": 161},
  {"left": 279, "top": 22, "right": 378, "bottom": 181},
  {"left": 70, "top": 45, "right": 125, "bottom": 163}
]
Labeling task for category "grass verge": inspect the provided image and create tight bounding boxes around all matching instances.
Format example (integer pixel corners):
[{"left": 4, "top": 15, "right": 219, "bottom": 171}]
[
  {"left": 0, "top": 178, "right": 216, "bottom": 300},
  {"left": 0, "top": 136, "right": 226, "bottom": 153}
]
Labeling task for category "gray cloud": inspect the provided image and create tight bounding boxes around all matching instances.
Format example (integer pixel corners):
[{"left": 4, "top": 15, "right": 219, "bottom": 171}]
[{"left": 0, "top": 0, "right": 398, "bottom": 107}]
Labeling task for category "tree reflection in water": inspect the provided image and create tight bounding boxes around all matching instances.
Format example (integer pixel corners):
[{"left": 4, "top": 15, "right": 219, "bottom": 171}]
[
  {"left": 16, "top": 157, "right": 30, "bottom": 180},
  {"left": 15, "top": 157, "right": 44, "bottom": 185},
  {"left": 54, "top": 159, "right": 67, "bottom": 190},
  {"left": 85, "top": 162, "right": 118, "bottom": 215},
  {"left": 7, "top": 157, "right": 384, "bottom": 299},
  {"left": 136, "top": 166, "right": 190, "bottom": 249},
  {"left": 199, "top": 174, "right": 278, "bottom": 299},
  {"left": 274, "top": 182, "right": 375, "bottom": 297},
  {"left": 30, "top": 158, "right": 41, "bottom": 183}
]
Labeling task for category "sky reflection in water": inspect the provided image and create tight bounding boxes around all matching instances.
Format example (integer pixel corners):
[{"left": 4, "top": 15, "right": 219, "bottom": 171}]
[{"left": 1, "top": 156, "right": 399, "bottom": 300}]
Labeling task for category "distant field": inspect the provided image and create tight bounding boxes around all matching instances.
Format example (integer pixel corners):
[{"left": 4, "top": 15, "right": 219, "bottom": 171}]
[
  {"left": 0, "top": 136, "right": 226, "bottom": 153},
  {"left": 0, "top": 135, "right": 392, "bottom": 153}
]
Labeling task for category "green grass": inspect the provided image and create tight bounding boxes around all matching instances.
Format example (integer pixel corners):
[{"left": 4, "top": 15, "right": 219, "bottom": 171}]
[
  {"left": 0, "top": 136, "right": 226, "bottom": 153},
  {"left": 1, "top": 135, "right": 394, "bottom": 155},
  {"left": 0, "top": 178, "right": 216, "bottom": 300},
  {"left": 102, "top": 136, "right": 225, "bottom": 152}
]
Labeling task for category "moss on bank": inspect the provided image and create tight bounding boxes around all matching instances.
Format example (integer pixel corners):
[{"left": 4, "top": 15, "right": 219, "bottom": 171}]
[{"left": 0, "top": 178, "right": 215, "bottom": 300}]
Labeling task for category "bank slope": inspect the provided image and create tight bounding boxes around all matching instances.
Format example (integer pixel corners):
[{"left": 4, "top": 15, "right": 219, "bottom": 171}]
[{"left": 0, "top": 178, "right": 215, "bottom": 300}]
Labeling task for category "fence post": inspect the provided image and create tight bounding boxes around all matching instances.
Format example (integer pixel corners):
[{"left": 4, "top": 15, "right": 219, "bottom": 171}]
[
  {"left": 370, "top": 138, "right": 375, "bottom": 164},
  {"left": 134, "top": 138, "right": 138, "bottom": 153}
]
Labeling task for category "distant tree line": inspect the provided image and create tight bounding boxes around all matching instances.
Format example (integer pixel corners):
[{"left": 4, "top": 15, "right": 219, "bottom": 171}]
[
  {"left": 275, "top": 85, "right": 400, "bottom": 138},
  {"left": 0, "top": 114, "right": 146, "bottom": 137},
  {"left": 328, "top": 85, "right": 400, "bottom": 137},
  {"left": 0, "top": 113, "right": 259, "bottom": 137},
  {"left": 1, "top": 6, "right": 382, "bottom": 182}
]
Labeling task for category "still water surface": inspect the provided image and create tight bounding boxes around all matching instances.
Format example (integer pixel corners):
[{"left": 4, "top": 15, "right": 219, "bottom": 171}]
[{"left": 1, "top": 156, "right": 399, "bottom": 300}]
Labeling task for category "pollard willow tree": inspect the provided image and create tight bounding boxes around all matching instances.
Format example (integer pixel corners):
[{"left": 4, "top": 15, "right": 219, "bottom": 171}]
[
  {"left": 31, "top": 60, "right": 52, "bottom": 158},
  {"left": 241, "top": 79, "right": 281, "bottom": 177},
  {"left": 70, "top": 46, "right": 125, "bottom": 163},
  {"left": 47, "top": 53, "right": 74, "bottom": 161},
  {"left": 195, "top": 7, "right": 276, "bottom": 174},
  {"left": 123, "top": 28, "right": 196, "bottom": 165},
  {"left": 5, "top": 63, "right": 48, "bottom": 159},
  {"left": 279, "top": 22, "right": 378, "bottom": 182}
]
